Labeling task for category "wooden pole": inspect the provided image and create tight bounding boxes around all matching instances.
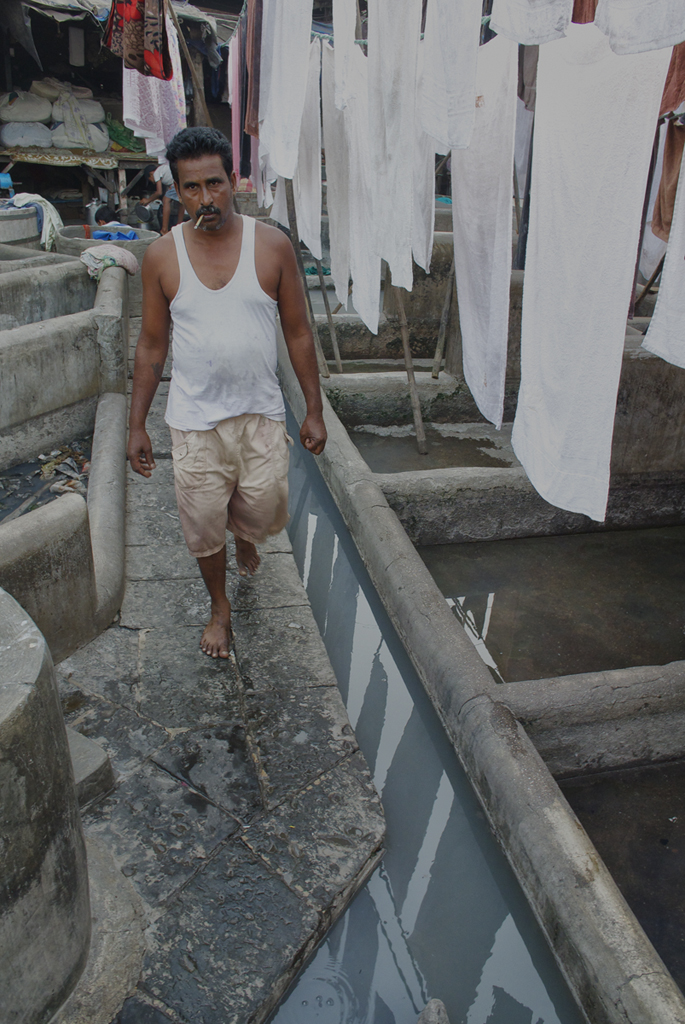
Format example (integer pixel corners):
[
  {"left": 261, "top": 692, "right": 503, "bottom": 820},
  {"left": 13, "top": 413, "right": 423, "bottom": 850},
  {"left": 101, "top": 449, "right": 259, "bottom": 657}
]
[
  {"left": 634, "top": 254, "right": 665, "bottom": 313},
  {"left": 513, "top": 165, "right": 521, "bottom": 233},
  {"left": 395, "top": 287, "right": 428, "bottom": 455},
  {"left": 432, "top": 259, "right": 455, "bottom": 379},
  {"left": 315, "top": 259, "right": 343, "bottom": 373},
  {"left": 285, "top": 178, "right": 330, "bottom": 378},
  {"left": 629, "top": 121, "right": 661, "bottom": 320},
  {"left": 167, "top": 1, "right": 214, "bottom": 129}
]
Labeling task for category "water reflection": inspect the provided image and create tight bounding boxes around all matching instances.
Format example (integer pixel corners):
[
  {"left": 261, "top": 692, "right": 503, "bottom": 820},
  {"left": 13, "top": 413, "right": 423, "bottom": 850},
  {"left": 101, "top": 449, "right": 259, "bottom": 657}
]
[{"left": 271, "top": 416, "right": 583, "bottom": 1024}]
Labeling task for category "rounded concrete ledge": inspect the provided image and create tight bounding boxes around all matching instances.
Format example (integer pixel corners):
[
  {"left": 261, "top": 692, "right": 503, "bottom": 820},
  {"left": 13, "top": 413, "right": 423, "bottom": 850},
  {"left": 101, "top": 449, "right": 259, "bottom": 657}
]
[
  {"left": 55, "top": 225, "right": 159, "bottom": 317},
  {"left": 0, "top": 589, "right": 91, "bottom": 1023}
]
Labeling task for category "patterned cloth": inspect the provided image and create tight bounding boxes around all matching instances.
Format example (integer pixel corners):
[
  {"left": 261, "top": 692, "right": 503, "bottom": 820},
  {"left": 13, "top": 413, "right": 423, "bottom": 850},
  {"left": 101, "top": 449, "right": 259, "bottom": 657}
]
[
  {"left": 105, "top": 0, "right": 173, "bottom": 81},
  {"left": 123, "top": 14, "right": 186, "bottom": 159},
  {"left": 80, "top": 244, "right": 140, "bottom": 279}
]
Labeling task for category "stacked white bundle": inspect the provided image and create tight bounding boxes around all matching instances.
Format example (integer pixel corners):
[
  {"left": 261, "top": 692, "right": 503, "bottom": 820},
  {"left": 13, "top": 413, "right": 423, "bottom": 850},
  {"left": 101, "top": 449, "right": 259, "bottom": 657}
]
[
  {"left": 51, "top": 97, "right": 105, "bottom": 124},
  {"left": 0, "top": 79, "right": 110, "bottom": 153},
  {"left": 0, "top": 91, "right": 52, "bottom": 124},
  {"left": 0, "top": 122, "right": 52, "bottom": 148},
  {"left": 51, "top": 122, "right": 109, "bottom": 152}
]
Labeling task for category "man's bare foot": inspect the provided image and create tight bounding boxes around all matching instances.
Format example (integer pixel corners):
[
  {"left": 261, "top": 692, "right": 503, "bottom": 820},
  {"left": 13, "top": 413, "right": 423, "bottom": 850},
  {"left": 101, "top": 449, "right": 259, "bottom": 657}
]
[
  {"left": 200, "top": 600, "right": 231, "bottom": 659},
  {"left": 235, "top": 536, "right": 260, "bottom": 577}
]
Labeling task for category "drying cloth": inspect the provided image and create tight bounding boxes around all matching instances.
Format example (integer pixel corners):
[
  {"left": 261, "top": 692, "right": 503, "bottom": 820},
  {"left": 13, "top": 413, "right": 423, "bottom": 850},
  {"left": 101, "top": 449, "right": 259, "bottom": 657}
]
[
  {"left": 105, "top": 0, "right": 172, "bottom": 80},
  {"left": 322, "top": 41, "right": 350, "bottom": 308},
  {"left": 643, "top": 136, "right": 685, "bottom": 368},
  {"left": 93, "top": 229, "right": 139, "bottom": 240},
  {"left": 258, "top": 0, "right": 312, "bottom": 180},
  {"left": 229, "top": 35, "right": 241, "bottom": 174},
  {"left": 652, "top": 119, "right": 685, "bottom": 241},
  {"left": 80, "top": 245, "right": 140, "bottom": 280},
  {"left": 511, "top": 24, "right": 671, "bottom": 522},
  {"left": 572, "top": 0, "right": 598, "bottom": 20},
  {"left": 490, "top": 0, "right": 572, "bottom": 45},
  {"left": 332, "top": 0, "right": 356, "bottom": 110},
  {"left": 661, "top": 41, "right": 685, "bottom": 115},
  {"left": 594, "top": 0, "right": 685, "bottom": 55},
  {"left": 245, "top": 0, "right": 262, "bottom": 137},
  {"left": 413, "top": 39, "right": 437, "bottom": 274},
  {"left": 367, "top": 0, "right": 423, "bottom": 292},
  {"left": 293, "top": 40, "right": 322, "bottom": 260},
  {"left": 420, "top": 0, "right": 481, "bottom": 153},
  {"left": 450, "top": 35, "right": 518, "bottom": 431},
  {"left": 11, "top": 192, "right": 63, "bottom": 250},
  {"left": 123, "top": 14, "right": 185, "bottom": 158}
]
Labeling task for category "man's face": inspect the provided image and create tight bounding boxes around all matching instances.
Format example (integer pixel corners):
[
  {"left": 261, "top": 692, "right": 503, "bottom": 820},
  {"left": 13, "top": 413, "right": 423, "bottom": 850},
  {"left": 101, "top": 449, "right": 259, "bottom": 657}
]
[{"left": 175, "top": 154, "right": 236, "bottom": 231}]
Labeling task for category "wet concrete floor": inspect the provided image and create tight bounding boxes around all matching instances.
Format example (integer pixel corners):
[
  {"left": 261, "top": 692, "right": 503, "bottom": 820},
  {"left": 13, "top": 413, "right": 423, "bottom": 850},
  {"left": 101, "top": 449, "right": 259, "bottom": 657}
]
[
  {"left": 562, "top": 759, "right": 685, "bottom": 993},
  {"left": 419, "top": 526, "right": 685, "bottom": 682},
  {"left": 352, "top": 426, "right": 513, "bottom": 474}
]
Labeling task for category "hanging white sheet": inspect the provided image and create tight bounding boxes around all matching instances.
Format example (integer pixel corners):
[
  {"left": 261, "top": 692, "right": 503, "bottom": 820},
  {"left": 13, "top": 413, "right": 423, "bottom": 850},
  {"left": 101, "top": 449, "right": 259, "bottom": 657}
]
[
  {"left": 511, "top": 24, "right": 672, "bottom": 522},
  {"left": 258, "top": 0, "right": 312, "bottom": 180},
  {"left": 490, "top": 0, "right": 572, "bottom": 46},
  {"left": 293, "top": 40, "right": 322, "bottom": 261},
  {"left": 450, "top": 35, "right": 518, "bottom": 431},
  {"left": 643, "top": 142, "right": 685, "bottom": 368},
  {"left": 322, "top": 41, "right": 351, "bottom": 308},
  {"left": 420, "top": 0, "right": 481, "bottom": 152},
  {"left": 367, "top": 0, "right": 423, "bottom": 291},
  {"left": 594, "top": 0, "right": 685, "bottom": 55},
  {"left": 412, "top": 37, "right": 437, "bottom": 274},
  {"left": 332, "top": 0, "right": 356, "bottom": 110}
]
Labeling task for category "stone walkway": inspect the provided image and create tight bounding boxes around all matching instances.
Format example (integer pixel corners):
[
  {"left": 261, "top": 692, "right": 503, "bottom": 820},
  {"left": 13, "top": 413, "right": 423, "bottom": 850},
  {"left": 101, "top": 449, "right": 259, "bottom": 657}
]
[{"left": 57, "top": 382, "right": 385, "bottom": 1024}]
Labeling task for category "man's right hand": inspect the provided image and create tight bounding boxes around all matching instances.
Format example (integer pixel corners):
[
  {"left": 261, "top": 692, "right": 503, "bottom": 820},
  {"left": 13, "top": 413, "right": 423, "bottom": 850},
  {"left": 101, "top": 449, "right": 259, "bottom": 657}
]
[{"left": 128, "top": 427, "right": 156, "bottom": 477}]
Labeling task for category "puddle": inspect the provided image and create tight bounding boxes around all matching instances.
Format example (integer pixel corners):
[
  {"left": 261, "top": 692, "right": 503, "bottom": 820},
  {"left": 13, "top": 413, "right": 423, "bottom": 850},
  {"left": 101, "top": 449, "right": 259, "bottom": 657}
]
[
  {"left": 271, "top": 407, "right": 583, "bottom": 1024},
  {"left": 351, "top": 425, "right": 512, "bottom": 473},
  {"left": 418, "top": 527, "right": 685, "bottom": 683},
  {"left": 0, "top": 438, "right": 91, "bottom": 525}
]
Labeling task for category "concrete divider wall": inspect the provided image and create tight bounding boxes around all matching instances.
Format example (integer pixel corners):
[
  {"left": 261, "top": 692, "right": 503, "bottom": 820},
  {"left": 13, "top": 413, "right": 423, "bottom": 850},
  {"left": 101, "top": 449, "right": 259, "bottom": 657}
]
[
  {"left": 0, "top": 590, "right": 91, "bottom": 1023},
  {"left": 56, "top": 225, "right": 158, "bottom": 317},
  {"left": 0, "top": 261, "right": 97, "bottom": 330}
]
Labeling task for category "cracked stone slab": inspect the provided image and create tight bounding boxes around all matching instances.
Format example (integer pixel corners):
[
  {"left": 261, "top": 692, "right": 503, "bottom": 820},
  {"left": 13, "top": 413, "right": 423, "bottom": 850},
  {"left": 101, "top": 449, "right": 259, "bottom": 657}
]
[
  {"left": 242, "top": 751, "right": 384, "bottom": 908},
  {"left": 120, "top": 579, "right": 212, "bottom": 629},
  {"left": 58, "top": 626, "right": 139, "bottom": 707},
  {"left": 83, "top": 761, "right": 240, "bottom": 906},
  {"left": 135, "top": 627, "right": 240, "bottom": 729},
  {"left": 244, "top": 684, "right": 358, "bottom": 809},
  {"left": 126, "top": 508, "right": 187, "bottom": 547},
  {"left": 227, "top": 553, "right": 309, "bottom": 611},
  {"left": 63, "top": 693, "right": 168, "bottom": 782},
  {"left": 152, "top": 723, "right": 262, "bottom": 821},
  {"left": 138, "top": 839, "right": 319, "bottom": 1024},
  {"left": 113, "top": 997, "right": 178, "bottom": 1024},
  {"left": 233, "top": 606, "right": 338, "bottom": 691}
]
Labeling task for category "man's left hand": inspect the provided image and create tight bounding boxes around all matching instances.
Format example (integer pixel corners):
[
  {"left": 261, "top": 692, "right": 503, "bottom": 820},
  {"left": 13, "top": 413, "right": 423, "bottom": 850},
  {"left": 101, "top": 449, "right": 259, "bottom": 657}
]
[{"left": 300, "top": 413, "right": 327, "bottom": 455}]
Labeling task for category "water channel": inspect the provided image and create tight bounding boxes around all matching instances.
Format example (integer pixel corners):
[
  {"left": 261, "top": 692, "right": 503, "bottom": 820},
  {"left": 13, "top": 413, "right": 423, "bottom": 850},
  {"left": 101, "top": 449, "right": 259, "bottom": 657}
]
[{"left": 271, "top": 409, "right": 584, "bottom": 1024}]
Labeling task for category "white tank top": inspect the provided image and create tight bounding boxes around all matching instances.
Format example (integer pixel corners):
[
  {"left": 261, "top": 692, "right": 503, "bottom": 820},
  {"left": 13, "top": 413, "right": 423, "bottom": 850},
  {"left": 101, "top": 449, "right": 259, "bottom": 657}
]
[{"left": 165, "top": 215, "right": 284, "bottom": 431}]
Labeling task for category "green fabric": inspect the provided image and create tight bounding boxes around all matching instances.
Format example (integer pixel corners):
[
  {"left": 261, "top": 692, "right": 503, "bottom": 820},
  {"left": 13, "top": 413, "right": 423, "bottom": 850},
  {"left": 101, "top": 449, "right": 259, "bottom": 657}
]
[{"left": 105, "top": 112, "right": 145, "bottom": 152}]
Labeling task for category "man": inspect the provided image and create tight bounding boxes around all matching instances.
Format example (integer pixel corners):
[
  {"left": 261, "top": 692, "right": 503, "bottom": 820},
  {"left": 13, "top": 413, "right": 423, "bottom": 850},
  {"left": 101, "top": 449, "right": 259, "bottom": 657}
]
[
  {"left": 138, "top": 163, "right": 184, "bottom": 234},
  {"left": 127, "top": 127, "right": 327, "bottom": 660}
]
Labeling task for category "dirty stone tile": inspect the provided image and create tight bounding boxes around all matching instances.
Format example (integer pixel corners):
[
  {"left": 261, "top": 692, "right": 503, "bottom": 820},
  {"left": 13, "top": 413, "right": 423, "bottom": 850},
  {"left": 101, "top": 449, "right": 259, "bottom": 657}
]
[
  {"left": 152, "top": 723, "right": 262, "bottom": 821},
  {"left": 64, "top": 693, "right": 168, "bottom": 781},
  {"left": 83, "top": 761, "right": 239, "bottom": 906},
  {"left": 136, "top": 627, "right": 240, "bottom": 729},
  {"left": 57, "top": 626, "right": 139, "bottom": 708},
  {"left": 120, "top": 579, "right": 211, "bottom": 629},
  {"left": 139, "top": 840, "right": 318, "bottom": 1024},
  {"left": 126, "top": 543, "right": 199, "bottom": 582},
  {"left": 256, "top": 529, "right": 293, "bottom": 555},
  {"left": 232, "top": 606, "right": 338, "bottom": 691},
  {"left": 245, "top": 684, "right": 357, "bottom": 808},
  {"left": 126, "top": 508, "right": 186, "bottom": 547},
  {"left": 227, "top": 552, "right": 309, "bottom": 612},
  {"left": 242, "top": 751, "right": 385, "bottom": 907},
  {"left": 126, "top": 460, "right": 177, "bottom": 510}
]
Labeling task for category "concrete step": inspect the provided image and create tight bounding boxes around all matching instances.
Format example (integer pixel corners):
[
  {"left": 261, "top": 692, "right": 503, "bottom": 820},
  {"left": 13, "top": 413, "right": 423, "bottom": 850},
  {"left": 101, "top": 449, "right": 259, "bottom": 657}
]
[{"left": 67, "top": 727, "right": 115, "bottom": 808}]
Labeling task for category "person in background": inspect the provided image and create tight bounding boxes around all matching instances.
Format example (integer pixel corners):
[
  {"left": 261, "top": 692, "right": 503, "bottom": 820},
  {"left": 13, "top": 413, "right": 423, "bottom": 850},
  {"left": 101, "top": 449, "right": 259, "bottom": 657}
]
[
  {"left": 95, "top": 205, "right": 129, "bottom": 229},
  {"left": 138, "top": 163, "right": 185, "bottom": 235}
]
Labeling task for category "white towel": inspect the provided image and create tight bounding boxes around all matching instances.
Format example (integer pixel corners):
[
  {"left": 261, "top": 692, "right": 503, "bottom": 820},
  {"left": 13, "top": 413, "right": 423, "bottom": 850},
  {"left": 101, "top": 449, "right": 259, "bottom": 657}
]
[
  {"left": 490, "top": 0, "right": 572, "bottom": 45},
  {"left": 367, "top": 0, "right": 423, "bottom": 291},
  {"left": 322, "top": 41, "right": 351, "bottom": 308},
  {"left": 595, "top": 0, "right": 685, "bottom": 55},
  {"left": 293, "top": 40, "right": 322, "bottom": 260},
  {"left": 450, "top": 35, "right": 518, "bottom": 431},
  {"left": 258, "top": 0, "right": 313, "bottom": 180},
  {"left": 332, "top": 0, "right": 356, "bottom": 110},
  {"left": 412, "top": 37, "right": 437, "bottom": 274},
  {"left": 511, "top": 24, "right": 671, "bottom": 522},
  {"left": 420, "top": 0, "right": 481, "bottom": 152},
  {"left": 643, "top": 142, "right": 685, "bottom": 368}
]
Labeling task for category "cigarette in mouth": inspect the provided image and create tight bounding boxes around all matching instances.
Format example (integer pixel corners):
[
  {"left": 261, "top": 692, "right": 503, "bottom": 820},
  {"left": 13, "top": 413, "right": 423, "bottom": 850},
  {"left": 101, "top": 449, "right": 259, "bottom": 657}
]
[{"left": 194, "top": 214, "right": 205, "bottom": 230}]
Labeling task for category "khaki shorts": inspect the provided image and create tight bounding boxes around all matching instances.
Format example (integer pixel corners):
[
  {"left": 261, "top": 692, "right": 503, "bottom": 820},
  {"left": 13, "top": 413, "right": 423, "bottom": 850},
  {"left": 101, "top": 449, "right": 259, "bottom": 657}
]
[{"left": 169, "top": 414, "right": 292, "bottom": 559}]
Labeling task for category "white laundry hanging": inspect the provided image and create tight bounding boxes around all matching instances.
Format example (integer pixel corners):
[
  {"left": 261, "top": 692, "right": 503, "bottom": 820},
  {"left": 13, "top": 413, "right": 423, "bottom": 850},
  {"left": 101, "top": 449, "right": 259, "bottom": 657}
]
[
  {"left": 412, "top": 37, "right": 437, "bottom": 274},
  {"left": 258, "top": 0, "right": 313, "bottom": 180},
  {"left": 594, "top": 0, "right": 685, "bottom": 55},
  {"left": 420, "top": 0, "right": 481, "bottom": 152},
  {"left": 122, "top": 14, "right": 186, "bottom": 159},
  {"left": 332, "top": 0, "right": 356, "bottom": 110},
  {"left": 322, "top": 41, "right": 351, "bottom": 309},
  {"left": 643, "top": 140, "right": 685, "bottom": 368},
  {"left": 293, "top": 39, "right": 322, "bottom": 261},
  {"left": 450, "top": 35, "right": 518, "bottom": 431},
  {"left": 511, "top": 24, "right": 672, "bottom": 522},
  {"left": 490, "top": 0, "right": 572, "bottom": 46},
  {"left": 367, "top": 0, "right": 423, "bottom": 291}
]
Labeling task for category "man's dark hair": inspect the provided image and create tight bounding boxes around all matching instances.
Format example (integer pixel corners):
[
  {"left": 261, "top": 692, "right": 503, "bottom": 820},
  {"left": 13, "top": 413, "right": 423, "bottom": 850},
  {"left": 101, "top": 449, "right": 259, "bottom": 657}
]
[
  {"left": 95, "top": 205, "right": 117, "bottom": 224},
  {"left": 166, "top": 127, "right": 233, "bottom": 185}
]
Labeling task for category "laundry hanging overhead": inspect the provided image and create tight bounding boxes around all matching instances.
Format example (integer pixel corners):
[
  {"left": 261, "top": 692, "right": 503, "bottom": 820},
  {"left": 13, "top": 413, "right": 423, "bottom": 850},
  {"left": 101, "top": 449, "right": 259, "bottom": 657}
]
[
  {"left": 322, "top": 40, "right": 351, "bottom": 309},
  {"left": 258, "top": 0, "right": 313, "bottom": 180},
  {"left": 367, "top": 0, "right": 423, "bottom": 291},
  {"left": 643, "top": 139, "right": 685, "bottom": 369},
  {"left": 105, "top": 0, "right": 173, "bottom": 80},
  {"left": 420, "top": 0, "right": 481, "bottom": 152},
  {"left": 123, "top": 13, "right": 186, "bottom": 159},
  {"left": 511, "top": 24, "right": 672, "bottom": 523},
  {"left": 450, "top": 34, "right": 518, "bottom": 431},
  {"left": 293, "top": 39, "right": 323, "bottom": 260},
  {"left": 332, "top": 0, "right": 357, "bottom": 111}
]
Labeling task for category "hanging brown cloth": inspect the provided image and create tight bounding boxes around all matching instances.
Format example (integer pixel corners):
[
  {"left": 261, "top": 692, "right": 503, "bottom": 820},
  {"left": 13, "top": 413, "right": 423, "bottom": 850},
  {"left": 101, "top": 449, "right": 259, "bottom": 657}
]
[
  {"left": 660, "top": 41, "right": 685, "bottom": 117},
  {"left": 571, "top": 0, "right": 598, "bottom": 23},
  {"left": 652, "top": 119, "right": 685, "bottom": 242},
  {"left": 245, "top": 0, "right": 263, "bottom": 138},
  {"left": 105, "top": 0, "right": 173, "bottom": 81},
  {"left": 518, "top": 45, "right": 538, "bottom": 111}
]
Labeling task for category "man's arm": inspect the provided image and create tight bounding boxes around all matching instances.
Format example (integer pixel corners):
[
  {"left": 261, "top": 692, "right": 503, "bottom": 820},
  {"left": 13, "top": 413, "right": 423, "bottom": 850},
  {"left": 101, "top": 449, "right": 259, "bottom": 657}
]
[
  {"left": 276, "top": 237, "right": 327, "bottom": 455},
  {"left": 161, "top": 194, "right": 171, "bottom": 235},
  {"left": 127, "top": 244, "right": 171, "bottom": 477}
]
